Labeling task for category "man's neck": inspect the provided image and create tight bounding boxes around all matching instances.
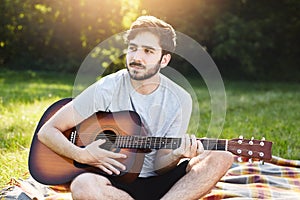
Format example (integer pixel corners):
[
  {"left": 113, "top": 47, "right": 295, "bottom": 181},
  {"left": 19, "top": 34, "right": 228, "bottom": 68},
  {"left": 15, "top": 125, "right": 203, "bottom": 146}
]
[{"left": 130, "top": 75, "right": 161, "bottom": 95}]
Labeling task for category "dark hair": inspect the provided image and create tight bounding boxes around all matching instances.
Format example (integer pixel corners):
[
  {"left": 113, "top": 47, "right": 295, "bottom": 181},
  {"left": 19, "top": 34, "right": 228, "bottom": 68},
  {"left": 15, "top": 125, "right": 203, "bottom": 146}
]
[{"left": 124, "top": 16, "right": 176, "bottom": 54}]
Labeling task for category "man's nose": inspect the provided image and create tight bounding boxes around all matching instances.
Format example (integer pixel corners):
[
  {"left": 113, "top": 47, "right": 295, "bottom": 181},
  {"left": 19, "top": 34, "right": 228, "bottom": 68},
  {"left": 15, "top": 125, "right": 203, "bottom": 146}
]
[{"left": 133, "top": 49, "right": 144, "bottom": 61}]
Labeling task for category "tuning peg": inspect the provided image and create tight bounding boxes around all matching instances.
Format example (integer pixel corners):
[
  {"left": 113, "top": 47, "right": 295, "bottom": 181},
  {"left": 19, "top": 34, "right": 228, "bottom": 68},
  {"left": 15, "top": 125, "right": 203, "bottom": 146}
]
[
  {"left": 260, "top": 160, "right": 265, "bottom": 165},
  {"left": 237, "top": 157, "right": 243, "bottom": 163},
  {"left": 251, "top": 136, "right": 254, "bottom": 140},
  {"left": 248, "top": 158, "right": 253, "bottom": 163},
  {"left": 238, "top": 135, "right": 243, "bottom": 144},
  {"left": 261, "top": 137, "right": 265, "bottom": 141}
]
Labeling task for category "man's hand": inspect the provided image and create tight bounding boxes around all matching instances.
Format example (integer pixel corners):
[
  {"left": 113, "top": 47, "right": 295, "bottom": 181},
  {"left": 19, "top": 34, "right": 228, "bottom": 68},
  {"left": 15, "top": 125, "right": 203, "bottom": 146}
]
[
  {"left": 172, "top": 134, "right": 204, "bottom": 160},
  {"left": 79, "top": 139, "right": 127, "bottom": 175}
]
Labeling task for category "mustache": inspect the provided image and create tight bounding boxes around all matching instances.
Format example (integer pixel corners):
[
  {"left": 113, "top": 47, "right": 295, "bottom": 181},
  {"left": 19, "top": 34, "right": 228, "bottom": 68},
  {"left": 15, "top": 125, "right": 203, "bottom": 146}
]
[{"left": 129, "top": 62, "right": 146, "bottom": 68}]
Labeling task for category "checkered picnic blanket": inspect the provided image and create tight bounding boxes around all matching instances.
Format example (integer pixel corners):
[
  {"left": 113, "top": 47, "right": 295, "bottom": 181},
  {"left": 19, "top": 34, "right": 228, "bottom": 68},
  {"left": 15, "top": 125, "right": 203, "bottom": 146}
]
[
  {"left": 1, "top": 156, "right": 300, "bottom": 200},
  {"left": 201, "top": 156, "right": 300, "bottom": 200}
]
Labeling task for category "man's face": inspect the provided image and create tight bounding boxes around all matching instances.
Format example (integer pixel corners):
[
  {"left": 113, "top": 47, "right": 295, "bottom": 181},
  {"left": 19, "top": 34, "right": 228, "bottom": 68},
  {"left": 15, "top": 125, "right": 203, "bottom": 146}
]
[{"left": 126, "top": 31, "right": 163, "bottom": 81}]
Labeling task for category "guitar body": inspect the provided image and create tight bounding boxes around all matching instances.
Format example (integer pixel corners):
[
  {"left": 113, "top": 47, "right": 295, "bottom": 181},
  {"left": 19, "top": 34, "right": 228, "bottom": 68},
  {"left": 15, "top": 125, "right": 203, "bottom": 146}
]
[{"left": 28, "top": 98, "right": 146, "bottom": 185}]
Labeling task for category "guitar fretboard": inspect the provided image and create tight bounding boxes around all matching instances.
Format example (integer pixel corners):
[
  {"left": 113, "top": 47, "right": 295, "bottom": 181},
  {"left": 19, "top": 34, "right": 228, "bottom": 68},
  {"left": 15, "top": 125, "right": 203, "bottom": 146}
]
[{"left": 114, "top": 136, "right": 227, "bottom": 151}]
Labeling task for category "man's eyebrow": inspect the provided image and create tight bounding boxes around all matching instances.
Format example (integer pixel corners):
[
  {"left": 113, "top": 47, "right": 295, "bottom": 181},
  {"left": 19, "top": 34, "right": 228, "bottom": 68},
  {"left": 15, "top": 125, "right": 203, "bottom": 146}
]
[
  {"left": 142, "top": 45, "right": 157, "bottom": 51},
  {"left": 128, "top": 43, "right": 159, "bottom": 51},
  {"left": 128, "top": 43, "right": 137, "bottom": 47}
]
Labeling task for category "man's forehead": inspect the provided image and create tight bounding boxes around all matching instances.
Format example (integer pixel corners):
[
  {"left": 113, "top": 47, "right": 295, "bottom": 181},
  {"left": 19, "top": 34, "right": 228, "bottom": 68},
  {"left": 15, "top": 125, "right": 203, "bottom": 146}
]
[{"left": 128, "top": 31, "right": 161, "bottom": 49}]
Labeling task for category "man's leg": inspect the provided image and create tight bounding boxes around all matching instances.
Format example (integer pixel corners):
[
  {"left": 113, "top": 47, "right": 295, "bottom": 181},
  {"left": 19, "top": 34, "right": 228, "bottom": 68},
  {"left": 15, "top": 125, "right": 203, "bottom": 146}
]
[
  {"left": 161, "top": 151, "right": 233, "bottom": 200},
  {"left": 70, "top": 173, "right": 134, "bottom": 200}
]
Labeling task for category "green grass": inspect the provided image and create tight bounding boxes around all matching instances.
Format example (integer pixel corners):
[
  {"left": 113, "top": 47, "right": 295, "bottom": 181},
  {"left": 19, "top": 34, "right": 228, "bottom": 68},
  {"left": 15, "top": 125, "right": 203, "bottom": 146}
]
[
  {"left": 189, "top": 80, "right": 300, "bottom": 159},
  {"left": 1, "top": 70, "right": 300, "bottom": 188},
  {"left": 222, "top": 82, "right": 300, "bottom": 159},
  {"left": 0, "top": 70, "right": 74, "bottom": 188}
]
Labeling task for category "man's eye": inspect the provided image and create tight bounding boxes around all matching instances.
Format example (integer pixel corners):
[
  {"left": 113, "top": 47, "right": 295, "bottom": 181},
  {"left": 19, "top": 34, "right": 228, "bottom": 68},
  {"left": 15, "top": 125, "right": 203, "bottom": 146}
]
[
  {"left": 128, "top": 46, "right": 136, "bottom": 51},
  {"left": 145, "top": 49, "right": 154, "bottom": 54}
]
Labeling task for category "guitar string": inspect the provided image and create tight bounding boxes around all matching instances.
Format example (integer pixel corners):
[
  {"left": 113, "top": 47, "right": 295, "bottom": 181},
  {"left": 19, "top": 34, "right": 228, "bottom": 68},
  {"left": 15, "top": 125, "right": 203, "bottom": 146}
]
[
  {"left": 75, "top": 136, "right": 269, "bottom": 158},
  {"left": 78, "top": 134, "right": 268, "bottom": 147},
  {"left": 75, "top": 135, "right": 269, "bottom": 155},
  {"left": 76, "top": 132, "right": 268, "bottom": 142}
]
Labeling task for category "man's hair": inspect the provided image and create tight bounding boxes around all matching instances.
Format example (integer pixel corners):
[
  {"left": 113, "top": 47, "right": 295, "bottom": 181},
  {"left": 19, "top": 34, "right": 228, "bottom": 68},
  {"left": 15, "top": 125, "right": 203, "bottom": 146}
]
[{"left": 124, "top": 16, "right": 176, "bottom": 54}]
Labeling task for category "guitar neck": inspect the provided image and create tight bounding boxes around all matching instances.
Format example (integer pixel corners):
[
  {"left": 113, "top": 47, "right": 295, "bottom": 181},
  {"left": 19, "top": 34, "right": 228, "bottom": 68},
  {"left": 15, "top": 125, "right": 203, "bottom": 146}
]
[{"left": 114, "top": 136, "right": 228, "bottom": 151}]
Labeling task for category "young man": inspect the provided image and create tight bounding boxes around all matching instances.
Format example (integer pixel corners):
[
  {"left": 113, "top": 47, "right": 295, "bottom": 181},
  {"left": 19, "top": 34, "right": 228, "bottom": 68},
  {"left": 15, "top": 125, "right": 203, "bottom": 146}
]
[{"left": 38, "top": 16, "right": 233, "bottom": 200}]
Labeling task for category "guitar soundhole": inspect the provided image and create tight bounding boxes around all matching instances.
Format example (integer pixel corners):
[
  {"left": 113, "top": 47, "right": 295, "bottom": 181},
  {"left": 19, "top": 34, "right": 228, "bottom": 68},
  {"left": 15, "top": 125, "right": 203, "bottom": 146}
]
[{"left": 96, "top": 130, "right": 120, "bottom": 153}]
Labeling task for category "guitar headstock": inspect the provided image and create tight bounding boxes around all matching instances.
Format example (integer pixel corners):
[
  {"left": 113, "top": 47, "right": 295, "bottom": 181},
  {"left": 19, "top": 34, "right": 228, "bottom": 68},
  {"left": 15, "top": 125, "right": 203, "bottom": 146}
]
[{"left": 228, "top": 136, "right": 273, "bottom": 162}]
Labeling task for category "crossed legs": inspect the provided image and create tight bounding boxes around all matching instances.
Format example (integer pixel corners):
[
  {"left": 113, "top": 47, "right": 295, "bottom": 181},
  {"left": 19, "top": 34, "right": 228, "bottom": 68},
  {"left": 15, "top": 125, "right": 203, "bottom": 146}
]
[{"left": 70, "top": 151, "right": 233, "bottom": 200}]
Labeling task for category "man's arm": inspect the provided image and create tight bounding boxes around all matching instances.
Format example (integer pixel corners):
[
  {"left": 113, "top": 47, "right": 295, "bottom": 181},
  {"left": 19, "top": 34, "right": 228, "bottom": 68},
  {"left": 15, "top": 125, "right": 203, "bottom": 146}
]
[
  {"left": 37, "top": 101, "right": 127, "bottom": 175},
  {"left": 154, "top": 91, "right": 203, "bottom": 174}
]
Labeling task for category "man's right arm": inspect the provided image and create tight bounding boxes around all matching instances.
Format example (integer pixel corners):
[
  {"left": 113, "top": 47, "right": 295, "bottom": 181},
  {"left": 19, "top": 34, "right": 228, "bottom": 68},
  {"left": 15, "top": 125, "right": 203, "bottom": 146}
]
[{"left": 37, "top": 101, "right": 127, "bottom": 175}]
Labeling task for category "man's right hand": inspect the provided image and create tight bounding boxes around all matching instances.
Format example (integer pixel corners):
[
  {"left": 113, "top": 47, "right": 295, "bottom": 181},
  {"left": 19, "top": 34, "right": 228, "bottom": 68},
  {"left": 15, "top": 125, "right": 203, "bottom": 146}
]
[{"left": 78, "top": 139, "right": 127, "bottom": 175}]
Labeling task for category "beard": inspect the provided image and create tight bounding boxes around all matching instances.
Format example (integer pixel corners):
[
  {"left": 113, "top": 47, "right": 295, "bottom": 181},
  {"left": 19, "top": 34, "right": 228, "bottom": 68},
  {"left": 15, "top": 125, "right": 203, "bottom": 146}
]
[{"left": 126, "top": 61, "right": 161, "bottom": 81}]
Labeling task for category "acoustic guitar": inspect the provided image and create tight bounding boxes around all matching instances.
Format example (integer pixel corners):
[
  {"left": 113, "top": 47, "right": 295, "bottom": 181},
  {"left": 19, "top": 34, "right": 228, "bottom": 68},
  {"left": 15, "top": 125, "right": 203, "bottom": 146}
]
[{"left": 28, "top": 98, "right": 273, "bottom": 185}]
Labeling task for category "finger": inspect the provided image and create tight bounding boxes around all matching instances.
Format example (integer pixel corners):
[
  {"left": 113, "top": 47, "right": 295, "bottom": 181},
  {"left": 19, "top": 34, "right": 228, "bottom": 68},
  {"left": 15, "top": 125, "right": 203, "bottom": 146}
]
[
  {"left": 196, "top": 140, "right": 204, "bottom": 155},
  {"left": 105, "top": 157, "right": 126, "bottom": 171},
  {"left": 185, "top": 134, "right": 190, "bottom": 151},
  {"left": 104, "top": 150, "right": 127, "bottom": 159},
  {"left": 179, "top": 135, "right": 185, "bottom": 150},
  {"left": 101, "top": 162, "right": 122, "bottom": 175},
  {"left": 96, "top": 139, "right": 106, "bottom": 146},
  {"left": 190, "top": 134, "right": 197, "bottom": 156},
  {"left": 98, "top": 165, "right": 113, "bottom": 175},
  {"left": 177, "top": 135, "right": 185, "bottom": 153}
]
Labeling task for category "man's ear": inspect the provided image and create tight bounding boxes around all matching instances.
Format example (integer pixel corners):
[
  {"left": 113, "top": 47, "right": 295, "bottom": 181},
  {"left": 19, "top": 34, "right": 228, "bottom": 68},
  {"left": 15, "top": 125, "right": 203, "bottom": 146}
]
[{"left": 160, "top": 54, "right": 171, "bottom": 68}]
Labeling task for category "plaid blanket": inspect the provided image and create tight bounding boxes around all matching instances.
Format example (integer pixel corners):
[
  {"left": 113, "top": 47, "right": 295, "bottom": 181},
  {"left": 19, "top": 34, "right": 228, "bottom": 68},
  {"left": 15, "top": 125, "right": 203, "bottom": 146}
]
[
  {"left": 1, "top": 156, "right": 300, "bottom": 200},
  {"left": 202, "top": 156, "right": 300, "bottom": 200}
]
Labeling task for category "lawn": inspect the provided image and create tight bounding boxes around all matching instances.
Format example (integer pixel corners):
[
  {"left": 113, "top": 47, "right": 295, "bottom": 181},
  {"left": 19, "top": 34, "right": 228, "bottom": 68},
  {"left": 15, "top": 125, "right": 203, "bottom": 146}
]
[{"left": 0, "top": 70, "right": 299, "bottom": 188}]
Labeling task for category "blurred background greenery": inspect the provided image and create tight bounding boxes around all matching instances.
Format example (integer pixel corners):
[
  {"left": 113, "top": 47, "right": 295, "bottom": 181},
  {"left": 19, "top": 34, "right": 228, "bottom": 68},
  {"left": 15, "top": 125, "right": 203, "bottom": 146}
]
[{"left": 1, "top": 0, "right": 299, "bottom": 81}]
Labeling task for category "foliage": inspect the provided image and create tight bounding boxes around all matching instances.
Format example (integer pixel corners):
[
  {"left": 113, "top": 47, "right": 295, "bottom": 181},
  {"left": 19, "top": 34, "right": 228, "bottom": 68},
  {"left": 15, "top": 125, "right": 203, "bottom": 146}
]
[
  {"left": 211, "top": 0, "right": 300, "bottom": 81},
  {"left": 0, "top": 0, "right": 137, "bottom": 72},
  {"left": 0, "top": 0, "right": 299, "bottom": 80},
  {"left": 0, "top": 70, "right": 300, "bottom": 188}
]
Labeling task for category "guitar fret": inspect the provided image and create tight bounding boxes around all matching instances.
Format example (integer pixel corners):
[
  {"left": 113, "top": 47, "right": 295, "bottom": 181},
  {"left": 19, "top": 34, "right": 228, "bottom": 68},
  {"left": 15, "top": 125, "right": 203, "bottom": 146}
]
[
  {"left": 147, "top": 137, "right": 151, "bottom": 149},
  {"left": 116, "top": 135, "right": 119, "bottom": 147},
  {"left": 135, "top": 136, "right": 139, "bottom": 148},
  {"left": 134, "top": 136, "right": 138, "bottom": 148},
  {"left": 123, "top": 135, "right": 127, "bottom": 148},
  {"left": 150, "top": 137, "right": 154, "bottom": 148},
  {"left": 200, "top": 139, "right": 226, "bottom": 151},
  {"left": 167, "top": 138, "right": 171, "bottom": 148},
  {"left": 127, "top": 136, "right": 131, "bottom": 148},
  {"left": 159, "top": 137, "right": 162, "bottom": 149},
  {"left": 163, "top": 138, "right": 167, "bottom": 149},
  {"left": 171, "top": 138, "right": 178, "bottom": 149},
  {"left": 117, "top": 136, "right": 121, "bottom": 147},
  {"left": 121, "top": 135, "right": 125, "bottom": 148},
  {"left": 143, "top": 137, "right": 147, "bottom": 149},
  {"left": 138, "top": 136, "right": 142, "bottom": 149}
]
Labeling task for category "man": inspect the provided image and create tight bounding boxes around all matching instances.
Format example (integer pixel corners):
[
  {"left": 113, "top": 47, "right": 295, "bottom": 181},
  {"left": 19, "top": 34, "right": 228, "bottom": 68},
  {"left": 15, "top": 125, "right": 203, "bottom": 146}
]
[{"left": 38, "top": 16, "right": 233, "bottom": 200}]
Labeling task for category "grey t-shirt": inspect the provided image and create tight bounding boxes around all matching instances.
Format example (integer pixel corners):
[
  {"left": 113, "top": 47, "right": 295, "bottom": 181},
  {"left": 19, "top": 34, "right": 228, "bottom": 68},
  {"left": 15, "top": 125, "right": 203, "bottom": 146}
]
[{"left": 73, "top": 69, "right": 192, "bottom": 177}]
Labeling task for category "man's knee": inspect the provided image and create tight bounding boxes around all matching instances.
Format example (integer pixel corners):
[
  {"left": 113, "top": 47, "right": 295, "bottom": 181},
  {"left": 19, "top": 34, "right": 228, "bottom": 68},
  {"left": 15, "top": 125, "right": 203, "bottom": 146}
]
[
  {"left": 70, "top": 173, "right": 110, "bottom": 199},
  {"left": 212, "top": 151, "right": 234, "bottom": 169},
  {"left": 189, "top": 151, "right": 233, "bottom": 174}
]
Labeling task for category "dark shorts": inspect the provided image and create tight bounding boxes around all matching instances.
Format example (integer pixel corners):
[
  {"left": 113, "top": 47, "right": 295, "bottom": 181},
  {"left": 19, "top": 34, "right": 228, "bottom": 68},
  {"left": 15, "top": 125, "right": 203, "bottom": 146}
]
[{"left": 109, "top": 160, "right": 189, "bottom": 200}]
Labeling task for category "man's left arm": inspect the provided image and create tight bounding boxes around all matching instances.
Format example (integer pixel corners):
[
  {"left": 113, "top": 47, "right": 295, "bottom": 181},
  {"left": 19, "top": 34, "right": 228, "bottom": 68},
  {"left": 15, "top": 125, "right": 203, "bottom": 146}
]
[{"left": 154, "top": 94, "right": 196, "bottom": 174}]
